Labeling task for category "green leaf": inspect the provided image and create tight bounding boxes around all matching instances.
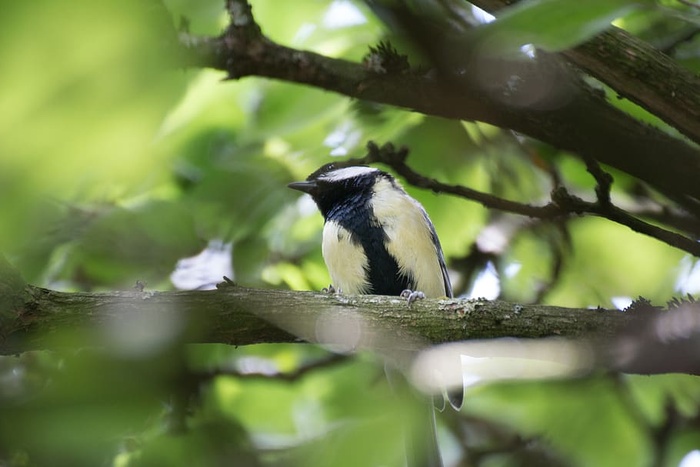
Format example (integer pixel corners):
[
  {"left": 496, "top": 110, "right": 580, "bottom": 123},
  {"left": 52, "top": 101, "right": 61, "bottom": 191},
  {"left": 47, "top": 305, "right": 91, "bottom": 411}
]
[
  {"left": 475, "top": 0, "right": 647, "bottom": 56},
  {"left": 0, "top": 0, "right": 187, "bottom": 255},
  {"left": 545, "top": 218, "right": 684, "bottom": 307},
  {"left": 245, "top": 83, "right": 349, "bottom": 141},
  {"left": 466, "top": 377, "right": 652, "bottom": 466}
]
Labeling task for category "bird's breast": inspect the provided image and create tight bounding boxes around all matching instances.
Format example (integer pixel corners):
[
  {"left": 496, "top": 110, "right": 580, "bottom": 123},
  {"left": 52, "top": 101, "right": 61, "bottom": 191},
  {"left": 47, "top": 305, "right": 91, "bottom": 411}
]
[
  {"left": 320, "top": 179, "right": 448, "bottom": 298},
  {"left": 322, "top": 220, "right": 371, "bottom": 294}
]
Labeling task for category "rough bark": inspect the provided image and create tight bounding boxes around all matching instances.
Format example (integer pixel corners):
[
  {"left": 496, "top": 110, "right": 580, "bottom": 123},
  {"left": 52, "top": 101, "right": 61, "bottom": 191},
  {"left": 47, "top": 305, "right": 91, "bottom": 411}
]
[
  {"left": 1, "top": 283, "right": 630, "bottom": 356},
  {"left": 3, "top": 261, "right": 698, "bottom": 376}
]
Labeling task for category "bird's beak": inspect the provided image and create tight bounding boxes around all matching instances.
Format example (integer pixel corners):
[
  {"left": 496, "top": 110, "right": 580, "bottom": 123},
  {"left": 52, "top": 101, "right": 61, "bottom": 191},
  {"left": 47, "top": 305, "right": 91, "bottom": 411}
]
[{"left": 287, "top": 180, "right": 317, "bottom": 195}]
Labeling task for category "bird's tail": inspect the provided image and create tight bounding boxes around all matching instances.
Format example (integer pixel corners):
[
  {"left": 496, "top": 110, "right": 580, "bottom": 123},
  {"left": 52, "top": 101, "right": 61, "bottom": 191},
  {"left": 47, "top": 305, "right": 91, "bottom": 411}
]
[
  {"left": 403, "top": 398, "right": 443, "bottom": 467},
  {"left": 385, "top": 364, "right": 444, "bottom": 467}
]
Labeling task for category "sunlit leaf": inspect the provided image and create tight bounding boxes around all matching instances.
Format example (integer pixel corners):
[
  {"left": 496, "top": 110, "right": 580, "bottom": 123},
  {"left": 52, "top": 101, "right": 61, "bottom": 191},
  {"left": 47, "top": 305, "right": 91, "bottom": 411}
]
[{"left": 474, "top": 0, "right": 648, "bottom": 56}]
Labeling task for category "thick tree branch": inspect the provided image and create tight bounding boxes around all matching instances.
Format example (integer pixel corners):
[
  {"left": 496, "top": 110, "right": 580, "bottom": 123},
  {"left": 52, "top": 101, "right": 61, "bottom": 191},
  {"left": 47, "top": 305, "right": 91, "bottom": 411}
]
[
  {"left": 471, "top": 0, "right": 700, "bottom": 145},
  {"left": 7, "top": 283, "right": 700, "bottom": 376},
  {"left": 2, "top": 284, "right": 629, "bottom": 356},
  {"left": 564, "top": 28, "right": 700, "bottom": 144},
  {"left": 3, "top": 257, "right": 700, "bottom": 376},
  {"left": 179, "top": 0, "right": 700, "bottom": 217}
]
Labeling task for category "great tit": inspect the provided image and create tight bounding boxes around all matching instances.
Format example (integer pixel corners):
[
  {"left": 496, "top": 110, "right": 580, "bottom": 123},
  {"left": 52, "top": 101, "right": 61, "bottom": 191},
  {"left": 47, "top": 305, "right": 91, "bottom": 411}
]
[
  {"left": 289, "top": 163, "right": 452, "bottom": 467},
  {"left": 288, "top": 164, "right": 452, "bottom": 300}
]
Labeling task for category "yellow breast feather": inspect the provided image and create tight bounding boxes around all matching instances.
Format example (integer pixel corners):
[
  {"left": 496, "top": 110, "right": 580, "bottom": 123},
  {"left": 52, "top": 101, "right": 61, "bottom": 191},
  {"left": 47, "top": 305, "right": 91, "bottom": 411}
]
[
  {"left": 322, "top": 220, "right": 371, "bottom": 295},
  {"left": 371, "top": 178, "right": 446, "bottom": 298}
]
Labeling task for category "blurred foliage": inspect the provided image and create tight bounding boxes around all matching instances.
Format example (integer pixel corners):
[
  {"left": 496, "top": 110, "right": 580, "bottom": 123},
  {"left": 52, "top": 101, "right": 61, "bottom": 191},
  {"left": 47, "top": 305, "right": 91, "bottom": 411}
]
[
  {"left": 2, "top": 0, "right": 700, "bottom": 466},
  {"left": 472, "top": 0, "right": 652, "bottom": 57}
]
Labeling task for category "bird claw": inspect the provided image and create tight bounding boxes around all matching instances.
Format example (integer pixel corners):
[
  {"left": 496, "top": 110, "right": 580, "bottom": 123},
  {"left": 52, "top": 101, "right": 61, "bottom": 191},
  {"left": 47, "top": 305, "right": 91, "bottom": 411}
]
[
  {"left": 400, "top": 289, "right": 425, "bottom": 306},
  {"left": 322, "top": 284, "right": 341, "bottom": 294},
  {"left": 216, "top": 276, "right": 236, "bottom": 289}
]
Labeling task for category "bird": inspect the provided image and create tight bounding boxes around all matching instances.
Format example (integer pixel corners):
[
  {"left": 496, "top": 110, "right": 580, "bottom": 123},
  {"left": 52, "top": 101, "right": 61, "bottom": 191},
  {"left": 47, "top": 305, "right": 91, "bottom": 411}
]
[
  {"left": 288, "top": 163, "right": 455, "bottom": 467},
  {"left": 287, "top": 164, "right": 452, "bottom": 300}
]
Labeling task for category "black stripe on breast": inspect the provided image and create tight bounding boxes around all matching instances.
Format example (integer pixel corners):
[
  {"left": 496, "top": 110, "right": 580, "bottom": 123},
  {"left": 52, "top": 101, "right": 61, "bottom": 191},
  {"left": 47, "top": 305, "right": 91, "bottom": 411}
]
[{"left": 328, "top": 196, "right": 413, "bottom": 296}]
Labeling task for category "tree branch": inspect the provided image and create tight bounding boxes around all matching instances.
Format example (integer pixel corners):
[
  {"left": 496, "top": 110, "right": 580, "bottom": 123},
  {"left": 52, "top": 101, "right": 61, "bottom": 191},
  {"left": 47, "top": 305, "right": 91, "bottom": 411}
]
[
  {"left": 2, "top": 284, "right": 630, "bottom": 356},
  {"left": 190, "top": 353, "right": 350, "bottom": 384},
  {"left": 178, "top": 1, "right": 700, "bottom": 216},
  {"left": 354, "top": 142, "right": 700, "bottom": 257},
  {"left": 470, "top": 0, "right": 700, "bottom": 145},
  {"left": 4, "top": 265, "right": 700, "bottom": 376}
]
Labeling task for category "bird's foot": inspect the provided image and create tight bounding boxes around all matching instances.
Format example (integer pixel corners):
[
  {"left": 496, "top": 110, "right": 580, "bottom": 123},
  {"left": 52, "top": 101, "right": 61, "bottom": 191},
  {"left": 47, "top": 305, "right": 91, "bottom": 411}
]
[
  {"left": 322, "top": 284, "right": 341, "bottom": 294},
  {"left": 216, "top": 276, "right": 236, "bottom": 289},
  {"left": 400, "top": 289, "right": 425, "bottom": 306}
]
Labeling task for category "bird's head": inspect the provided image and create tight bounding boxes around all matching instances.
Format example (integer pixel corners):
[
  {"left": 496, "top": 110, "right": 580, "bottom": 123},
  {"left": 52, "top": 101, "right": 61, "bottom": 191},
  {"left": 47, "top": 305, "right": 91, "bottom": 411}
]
[{"left": 288, "top": 164, "right": 392, "bottom": 218}]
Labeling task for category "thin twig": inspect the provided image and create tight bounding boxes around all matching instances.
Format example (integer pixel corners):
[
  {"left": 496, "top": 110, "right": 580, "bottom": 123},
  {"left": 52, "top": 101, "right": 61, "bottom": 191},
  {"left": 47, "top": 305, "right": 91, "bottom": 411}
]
[
  {"left": 355, "top": 142, "right": 700, "bottom": 257},
  {"left": 583, "top": 157, "right": 613, "bottom": 207},
  {"left": 352, "top": 142, "right": 563, "bottom": 218},
  {"left": 630, "top": 207, "right": 700, "bottom": 237},
  {"left": 190, "top": 353, "right": 350, "bottom": 384}
]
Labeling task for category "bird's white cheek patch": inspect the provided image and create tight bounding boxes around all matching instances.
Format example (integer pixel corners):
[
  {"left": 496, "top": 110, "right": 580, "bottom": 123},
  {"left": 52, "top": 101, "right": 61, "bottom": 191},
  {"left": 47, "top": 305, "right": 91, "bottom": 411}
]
[{"left": 322, "top": 221, "right": 370, "bottom": 295}]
